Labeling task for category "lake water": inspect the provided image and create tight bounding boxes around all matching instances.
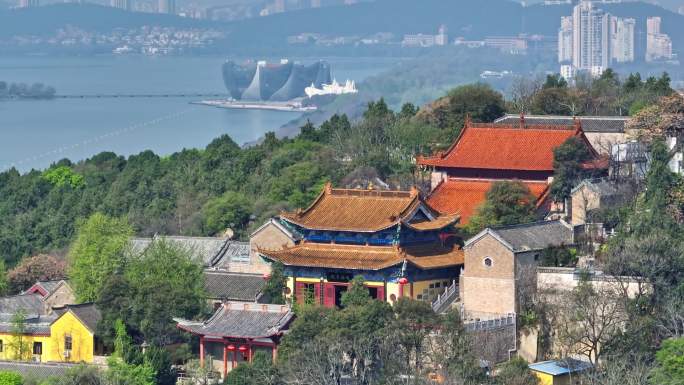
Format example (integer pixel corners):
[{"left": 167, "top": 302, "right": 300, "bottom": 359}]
[{"left": 0, "top": 55, "right": 396, "bottom": 172}]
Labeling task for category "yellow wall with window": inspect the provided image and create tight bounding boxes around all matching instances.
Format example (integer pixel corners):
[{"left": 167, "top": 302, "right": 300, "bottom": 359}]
[
  {"left": 0, "top": 311, "right": 95, "bottom": 363},
  {"left": 0, "top": 333, "right": 51, "bottom": 362},
  {"left": 48, "top": 311, "right": 95, "bottom": 363}
]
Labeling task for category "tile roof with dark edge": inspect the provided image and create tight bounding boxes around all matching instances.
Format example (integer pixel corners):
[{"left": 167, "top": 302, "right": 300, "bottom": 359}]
[
  {"left": 203, "top": 271, "right": 264, "bottom": 302},
  {"left": 484, "top": 220, "right": 574, "bottom": 252},
  {"left": 0, "top": 294, "right": 45, "bottom": 316},
  {"left": 176, "top": 302, "right": 294, "bottom": 339},
  {"left": 259, "top": 242, "right": 464, "bottom": 271},
  {"left": 34, "top": 280, "right": 65, "bottom": 295},
  {"left": 0, "top": 313, "right": 56, "bottom": 335},
  {"left": 416, "top": 121, "right": 595, "bottom": 172},
  {"left": 426, "top": 179, "right": 550, "bottom": 224},
  {"left": 161, "top": 236, "right": 231, "bottom": 267},
  {"left": 495, "top": 114, "right": 628, "bottom": 133},
  {"left": 280, "top": 183, "right": 421, "bottom": 232},
  {"left": 52, "top": 303, "right": 101, "bottom": 333}
]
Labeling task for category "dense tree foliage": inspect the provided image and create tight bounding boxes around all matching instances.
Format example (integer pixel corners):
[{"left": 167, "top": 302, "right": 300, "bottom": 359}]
[
  {"left": 68, "top": 213, "right": 132, "bottom": 302},
  {"left": 466, "top": 181, "right": 538, "bottom": 234},
  {"left": 527, "top": 71, "right": 673, "bottom": 116},
  {"left": 97, "top": 238, "right": 206, "bottom": 347},
  {"left": 550, "top": 137, "right": 594, "bottom": 201},
  {"left": 0, "top": 84, "right": 502, "bottom": 265},
  {"left": 6, "top": 254, "right": 66, "bottom": 294}
]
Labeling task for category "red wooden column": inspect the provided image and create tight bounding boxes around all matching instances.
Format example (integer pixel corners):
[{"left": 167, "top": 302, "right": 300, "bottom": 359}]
[
  {"left": 223, "top": 343, "right": 228, "bottom": 377},
  {"left": 248, "top": 344, "right": 253, "bottom": 363},
  {"left": 199, "top": 337, "right": 205, "bottom": 368},
  {"left": 272, "top": 344, "right": 278, "bottom": 361}
]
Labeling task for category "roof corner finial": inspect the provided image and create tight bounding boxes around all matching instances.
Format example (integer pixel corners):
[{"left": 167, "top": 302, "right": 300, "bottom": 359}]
[
  {"left": 519, "top": 112, "right": 525, "bottom": 129},
  {"left": 574, "top": 118, "right": 582, "bottom": 134},
  {"left": 409, "top": 185, "right": 419, "bottom": 198},
  {"left": 464, "top": 113, "right": 471, "bottom": 128},
  {"left": 324, "top": 181, "right": 332, "bottom": 194}
]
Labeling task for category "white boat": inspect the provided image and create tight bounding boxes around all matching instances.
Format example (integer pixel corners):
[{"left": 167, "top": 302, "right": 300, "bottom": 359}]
[{"left": 305, "top": 79, "right": 358, "bottom": 98}]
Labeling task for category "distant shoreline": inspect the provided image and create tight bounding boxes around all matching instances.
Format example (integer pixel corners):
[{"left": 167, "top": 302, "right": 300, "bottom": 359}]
[{"left": 192, "top": 99, "right": 317, "bottom": 113}]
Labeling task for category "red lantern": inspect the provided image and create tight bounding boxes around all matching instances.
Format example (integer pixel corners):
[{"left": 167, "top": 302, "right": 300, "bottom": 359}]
[
  {"left": 398, "top": 277, "right": 409, "bottom": 285},
  {"left": 238, "top": 345, "right": 248, "bottom": 352},
  {"left": 227, "top": 345, "right": 236, "bottom": 351}
]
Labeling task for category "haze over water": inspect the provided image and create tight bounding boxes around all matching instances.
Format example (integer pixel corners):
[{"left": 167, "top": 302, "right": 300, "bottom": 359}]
[{"left": 0, "top": 55, "right": 394, "bottom": 172}]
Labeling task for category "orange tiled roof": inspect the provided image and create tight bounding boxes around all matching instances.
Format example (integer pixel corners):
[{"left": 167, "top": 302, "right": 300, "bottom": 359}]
[
  {"left": 426, "top": 178, "right": 550, "bottom": 225},
  {"left": 417, "top": 121, "right": 595, "bottom": 172},
  {"left": 258, "top": 242, "right": 463, "bottom": 271},
  {"left": 280, "top": 183, "right": 458, "bottom": 232}
]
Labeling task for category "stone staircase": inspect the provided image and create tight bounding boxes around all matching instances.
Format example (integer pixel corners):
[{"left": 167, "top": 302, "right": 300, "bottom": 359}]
[{"left": 431, "top": 280, "right": 459, "bottom": 314}]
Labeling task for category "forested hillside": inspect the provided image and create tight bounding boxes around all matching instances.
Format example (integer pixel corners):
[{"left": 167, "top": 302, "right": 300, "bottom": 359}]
[{"left": 0, "top": 71, "right": 673, "bottom": 265}]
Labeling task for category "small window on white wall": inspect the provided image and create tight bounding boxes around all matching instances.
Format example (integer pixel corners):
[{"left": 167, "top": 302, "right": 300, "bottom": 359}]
[{"left": 483, "top": 257, "right": 493, "bottom": 267}]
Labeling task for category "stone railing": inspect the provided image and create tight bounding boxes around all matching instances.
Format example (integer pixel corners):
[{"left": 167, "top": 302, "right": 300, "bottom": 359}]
[
  {"left": 432, "top": 280, "right": 458, "bottom": 314},
  {"left": 464, "top": 313, "right": 516, "bottom": 331}
]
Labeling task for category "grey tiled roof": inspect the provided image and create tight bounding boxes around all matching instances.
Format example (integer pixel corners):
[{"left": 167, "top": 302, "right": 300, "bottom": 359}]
[
  {"left": 0, "top": 361, "right": 78, "bottom": 378},
  {"left": 494, "top": 114, "right": 628, "bottom": 133},
  {"left": 491, "top": 220, "right": 573, "bottom": 252},
  {"left": 203, "top": 271, "right": 263, "bottom": 302},
  {"left": 52, "top": 303, "right": 101, "bottom": 333},
  {"left": 128, "top": 237, "right": 153, "bottom": 257},
  {"left": 0, "top": 313, "right": 56, "bottom": 334},
  {"left": 572, "top": 178, "right": 634, "bottom": 197},
  {"left": 0, "top": 294, "right": 45, "bottom": 316},
  {"left": 208, "top": 241, "right": 250, "bottom": 269},
  {"left": 162, "top": 236, "right": 230, "bottom": 266},
  {"left": 35, "top": 280, "right": 64, "bottom": 295},
  {"left": 177, "top": 302, "right": 293, "bottom": 339},
  {"left": 129, "top": 236, "right": 249, "bottom": 268}
]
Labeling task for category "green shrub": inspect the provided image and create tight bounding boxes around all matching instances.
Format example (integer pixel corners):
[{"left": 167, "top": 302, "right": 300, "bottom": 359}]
[{"left": 0, "top": 371, "right": 23, "bottom": 385}]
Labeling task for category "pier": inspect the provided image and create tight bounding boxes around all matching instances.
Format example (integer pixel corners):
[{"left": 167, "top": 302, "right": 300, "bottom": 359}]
[{"left": 54, "top": 93, "right": 230, "bottom": 99}]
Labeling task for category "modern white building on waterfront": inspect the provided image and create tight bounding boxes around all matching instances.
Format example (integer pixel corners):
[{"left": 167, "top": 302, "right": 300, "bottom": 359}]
[{"left": 110, "top": 0, "right": 131, "bottom": 10}]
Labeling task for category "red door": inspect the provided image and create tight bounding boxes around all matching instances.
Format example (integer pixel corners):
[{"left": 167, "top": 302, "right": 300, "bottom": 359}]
[
  {"left": 295, "top": 282, "right": 306, "bottom": 304},
  {"left": 324, "top": 283, "right": 335, "bottom": 308},
  {"left": 313, "top": 283, "right": 322, "bottom": 305}
]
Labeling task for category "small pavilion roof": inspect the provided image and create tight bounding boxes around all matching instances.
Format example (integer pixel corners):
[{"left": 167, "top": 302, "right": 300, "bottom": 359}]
[
  {"left": 176, "top": 302, "right": 293, "bottom": 340},
  {"left": 258, "top": 242, "right": 464, "bottom": 271},
  {"left": 203, "top": 271, "right": 264, "bottom": 302},
  {"left": 417, "top": 119, "right": 598, "bottom": 172},
  {"left": 280, "top": 183, "right": 459, "bottom": 232},
  {"left": 426, "top": 178, "right": 550, "bottom": 224}
]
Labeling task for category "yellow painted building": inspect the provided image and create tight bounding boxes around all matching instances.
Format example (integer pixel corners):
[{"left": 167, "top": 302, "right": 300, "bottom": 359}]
[{"left": 0, "top": 303, "right": 101, "bottom": 364}]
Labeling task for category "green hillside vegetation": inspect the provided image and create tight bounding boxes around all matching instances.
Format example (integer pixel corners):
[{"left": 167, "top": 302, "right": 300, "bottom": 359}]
[{"left": 0, "top": 73, "right": 673, "bottom": 266}]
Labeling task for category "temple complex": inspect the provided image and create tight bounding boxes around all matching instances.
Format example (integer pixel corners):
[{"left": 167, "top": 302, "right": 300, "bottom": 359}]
[
  {"left": 417, "top": 116, "right": 606, "bottom": 224},
  {"left": 257, "top": 183, "right": 464, "bottom": 307}
]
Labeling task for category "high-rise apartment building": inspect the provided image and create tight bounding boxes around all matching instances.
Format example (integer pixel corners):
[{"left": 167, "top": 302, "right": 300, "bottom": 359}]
[
  {"left": 611, "top": 17, "right": 635, "bottom": 63},
  {"left": 646, "top": 16, "right": 673, "bottom": 62},
  {"left": 559, "top": 1, "right": 637, "bottom": 78},
  {"left": 311, "top": 0, "right": 321, "bottom": 7},
  {"left": 158, "top": 0, "right": 175, "bottom": 14},
  {"left": 110, "top": 0, "right": 131, "bottom": 10},
  {"left": 571, "top": 1, "right": 611, "bottom": 71},
  {"left": 558, "top": 16, "right": 573, "bottom": 63}
]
